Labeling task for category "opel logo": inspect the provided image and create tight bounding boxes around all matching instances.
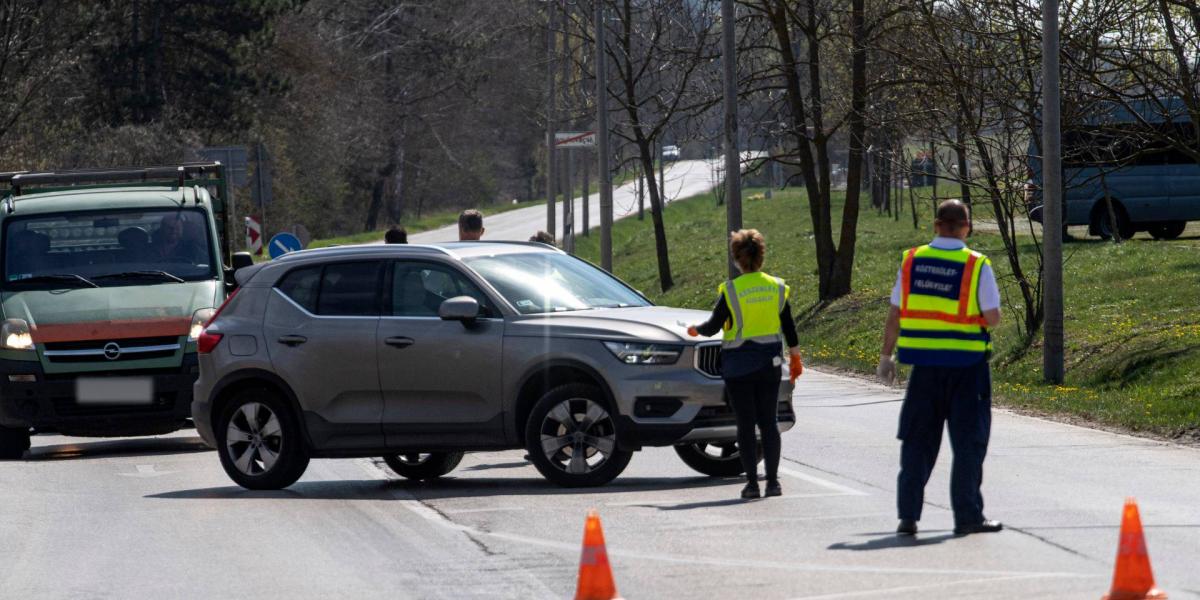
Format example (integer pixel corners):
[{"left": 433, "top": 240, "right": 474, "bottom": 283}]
[{"left": 103, "top": 342, "right": 121, "bottom": 361}]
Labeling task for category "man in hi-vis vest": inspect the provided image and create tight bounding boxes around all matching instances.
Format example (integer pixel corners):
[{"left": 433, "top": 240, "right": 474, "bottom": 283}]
[{"left": 877, "top": 200, "right": 1003, "bottom": 537}]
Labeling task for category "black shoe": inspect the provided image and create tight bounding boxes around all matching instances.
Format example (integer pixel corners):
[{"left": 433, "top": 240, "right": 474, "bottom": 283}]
[
  {"left": 954, "top": 519, "right": 1003, "bottom": 535},
  {"left": 896, "top": 519, "right": 918, "bottom": 536},
  {"left": 764, "top": 480, "right": 782, "bottom": 497},
  {"left": 741, "top": 482, "right": 761, "bottom": 499}
]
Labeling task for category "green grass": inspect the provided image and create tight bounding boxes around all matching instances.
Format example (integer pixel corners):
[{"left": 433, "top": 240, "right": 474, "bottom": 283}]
[
  {"left": 308, "top": 199, "right": 543, "bottom": 249},
  {"left": 307, "top": 168, "right": 641, "bottom": 249},
  {"left": 576, "top": 187, "right": 1200, "bottom": 441}
]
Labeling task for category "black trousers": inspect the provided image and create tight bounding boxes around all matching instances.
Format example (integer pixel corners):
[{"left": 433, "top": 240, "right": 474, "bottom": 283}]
[
  {"left": 896, "top": 361, "right": 992, "bottom": 526},
  {"left": 725, "top": 364, "right": 782, "bottom": 483}
]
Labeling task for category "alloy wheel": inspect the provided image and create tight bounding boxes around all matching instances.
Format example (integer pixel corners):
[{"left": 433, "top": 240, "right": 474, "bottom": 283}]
[
  {"left": 225, "top": 402, "right": 283, "bottom": 476},
  {"left": 538, "top": 398, "right": 618, "bottom": 475}
]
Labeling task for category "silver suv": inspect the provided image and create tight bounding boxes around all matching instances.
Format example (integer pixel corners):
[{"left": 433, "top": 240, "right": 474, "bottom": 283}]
[{"left": 192, "top": 242, "right": 794, "bottom": 489}]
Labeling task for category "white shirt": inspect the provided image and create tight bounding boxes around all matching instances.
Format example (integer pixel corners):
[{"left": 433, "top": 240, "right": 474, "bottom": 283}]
[{"left": 889, "top": 237, "right": 1001, "bottom": 312}]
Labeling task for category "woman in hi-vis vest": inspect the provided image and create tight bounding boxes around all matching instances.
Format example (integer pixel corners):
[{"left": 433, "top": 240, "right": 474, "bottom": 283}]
[{"left": 688, "top": 229, "right": 803, "bottom": 500}]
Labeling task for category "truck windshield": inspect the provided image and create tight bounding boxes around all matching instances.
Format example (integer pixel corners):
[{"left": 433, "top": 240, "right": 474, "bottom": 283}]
[
  {"left": 3, "top": 208, "right": 216, "bottom": 288},
  {"left": 465, "top": 252, "right": 650, "bottom": 314}
]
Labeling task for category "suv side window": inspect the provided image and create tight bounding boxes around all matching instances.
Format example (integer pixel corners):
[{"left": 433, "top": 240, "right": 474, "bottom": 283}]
[
  {"left": 391, "top": 262, "right": 494, "bottom": 317},
  {"left": 318, "top": 262, "right": 383, "bottom": 316},
  {"left": 276, "top": 265, "right": 321, "bottom": 313}
]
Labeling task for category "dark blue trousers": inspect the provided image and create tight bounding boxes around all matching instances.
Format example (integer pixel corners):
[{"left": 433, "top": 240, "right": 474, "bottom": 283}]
[{"left": 896, "top": 361, "right": 991, "bottom": 526}]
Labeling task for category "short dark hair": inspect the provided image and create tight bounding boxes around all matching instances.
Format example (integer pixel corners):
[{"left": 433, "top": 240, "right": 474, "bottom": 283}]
[
  {"left": 529, "top": 231, "right": 554, "bottom": 244},
  {"left": 458, "top": 209, "right": 484, "bottom": 233},
  {"left": 384, "top": 227, "right": 408, "bottom": 244},
  {"left": 935, "top": 200, "right": 970, "bottom": 229},
  {"left": 729, "top": 229, "right": 766, "bottom": 273}
]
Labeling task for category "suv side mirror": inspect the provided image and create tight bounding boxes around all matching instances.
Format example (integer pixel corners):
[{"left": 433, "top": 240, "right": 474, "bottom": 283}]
[{"left": 439, "top": 296, "right": 480, "bottom": 324}]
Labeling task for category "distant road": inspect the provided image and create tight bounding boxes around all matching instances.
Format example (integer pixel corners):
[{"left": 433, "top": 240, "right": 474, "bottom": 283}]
[{"left": 409, "top": 158, "right": 720, "bottom": 244}]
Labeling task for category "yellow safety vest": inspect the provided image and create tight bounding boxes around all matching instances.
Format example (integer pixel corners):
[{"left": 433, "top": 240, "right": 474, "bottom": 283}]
[
  {"left": 896, "top": 245, "right": 992, "bottom": 367},
  {"left": 719, "top": 271, "right": 790, "bottom": 349}
]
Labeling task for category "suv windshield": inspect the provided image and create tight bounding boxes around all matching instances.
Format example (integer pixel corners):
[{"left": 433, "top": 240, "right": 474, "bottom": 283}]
[
  {"left": 3, "top": 208, "right": 216, "bottom": 288},
  {"left": 465, "top": 252, "right": 650, "bottom": 314}
]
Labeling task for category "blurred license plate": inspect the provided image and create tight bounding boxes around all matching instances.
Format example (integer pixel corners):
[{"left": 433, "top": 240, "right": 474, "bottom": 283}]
[{"left": 75, "top": 377, "right": 153, "bottom": 405}]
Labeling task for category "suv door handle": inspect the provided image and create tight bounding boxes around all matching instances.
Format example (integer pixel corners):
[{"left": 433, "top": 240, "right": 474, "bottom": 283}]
[
  {"left": 384, "top": 336, "right": 415, "bottom": 348},
  {"left": 277, "top": 335, "right": 308, "bottom": 346}
]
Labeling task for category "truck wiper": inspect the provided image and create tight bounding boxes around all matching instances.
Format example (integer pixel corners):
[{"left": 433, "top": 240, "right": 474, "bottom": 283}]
[
  {"left": 8, "top": 273, "right": 99, "bottom": 288},
  {"left": 94, "top": 270, "right": 186, "bottom": 283}
]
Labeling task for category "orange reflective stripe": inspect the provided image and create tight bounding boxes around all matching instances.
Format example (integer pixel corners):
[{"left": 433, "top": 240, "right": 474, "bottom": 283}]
[
  {"left": 900, "top": 248, "right": 916, "bottom": 312},
  {"left": 956, "top": 254, "right": 978, "bottom": 319},
  {"left": 899, "top": 309, "right": 988, "bottom": 326},
  {"left": 31, "top": 317, "right": 190, "bottom": 344}
]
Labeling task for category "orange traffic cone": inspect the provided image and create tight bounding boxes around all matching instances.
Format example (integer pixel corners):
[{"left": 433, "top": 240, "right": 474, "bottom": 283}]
[
  {"left": 574, "top": 510, "right": 623, "bottom": 600},
  {"left": 1102, "top": 498, "right": 1168, "bottom": 600}
]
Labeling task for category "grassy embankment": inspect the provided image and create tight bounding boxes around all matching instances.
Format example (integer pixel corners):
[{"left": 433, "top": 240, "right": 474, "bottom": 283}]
[
  {"left": 575, "top": 187, "right": 1200, "bottom": 441},
  {"left": 309, "top": 169, "right": 641, "bottom": 249}
]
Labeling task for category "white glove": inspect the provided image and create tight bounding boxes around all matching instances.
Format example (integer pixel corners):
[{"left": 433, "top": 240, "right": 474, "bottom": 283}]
[{"left": 876, "top": 354, "right": 897, "bottom": 385}]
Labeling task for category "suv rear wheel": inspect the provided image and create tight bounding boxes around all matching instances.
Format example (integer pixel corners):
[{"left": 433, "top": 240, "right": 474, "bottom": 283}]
[
  {"left": 674, "top": 441, "right": 760, "bottom": 477},
  {"left": 216, "top": 388, "right": 310, "bottom": 490},
  {"left": 382, "top": 452, "right": 465, "bottom": 480},
  {"left": 525, "top": 383, "right": 632, "bottom": 487},
  {"left": 0, "top": 425, "right": 30, "bottom": 460}
]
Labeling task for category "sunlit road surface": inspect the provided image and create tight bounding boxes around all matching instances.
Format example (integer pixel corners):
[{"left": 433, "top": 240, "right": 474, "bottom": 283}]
[
  {"left": 2, "top": 370, "right": 1198, "bottom": 599},
  {"left": 408, "top": 158, "right": 721, "bottom": 244}
]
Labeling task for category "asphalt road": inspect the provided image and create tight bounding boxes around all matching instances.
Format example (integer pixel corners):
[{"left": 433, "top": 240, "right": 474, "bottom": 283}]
[
  {"left": 408, "top": 158, "right": 720, "bottom": 243},
  {"left": 3, "top": 370, "right": 1197, "bottom": 599}
]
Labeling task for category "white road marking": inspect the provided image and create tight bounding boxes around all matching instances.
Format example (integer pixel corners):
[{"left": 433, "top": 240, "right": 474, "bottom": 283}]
[
  {"left": 777, "top": 466, "right": 870, "bottom": 496},
  {"left": 604, "top": 492, "right": 850, "bottom": 507},
  {"left": 357, "top": 459, "right": 1093, "bottom": 580},
  {"left": 788, "top": 573, "right": 1085, "bottom": 599},
  {"left": 119, "top": 464, "right": 176, "bottom": 478}
]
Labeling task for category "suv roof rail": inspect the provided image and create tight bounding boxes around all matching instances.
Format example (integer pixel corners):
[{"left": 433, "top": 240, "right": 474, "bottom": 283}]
[
  {"left": 1, "top": 162, "right": 225, "bottom": 197},
  {"left": 454, "top": 240, "right": 565, "bottom": 253}
]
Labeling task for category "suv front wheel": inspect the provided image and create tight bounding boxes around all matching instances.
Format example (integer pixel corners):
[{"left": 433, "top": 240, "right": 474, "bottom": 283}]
[
  {"left": 383, "top": 452, "right": 465, "bottom": 480},
  {"left": 216, "top": 388, "right": 310, "bottom": 490},
  {"left": 525, "top": 383, "right": 632, "bottom": 487},
  {"left": 674, "top": 441, "right": 760, "bottom": 477}
]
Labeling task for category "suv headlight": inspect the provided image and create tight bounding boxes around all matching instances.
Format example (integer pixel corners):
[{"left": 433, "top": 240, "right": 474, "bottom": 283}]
[
  {"left": 1, "top": 319, "right": 34, "bottom": 351},
  {"left": 603, "top": 341, "right": 682, "bottom": 365},
  {"left": 189, "top": 308, "right": 216, "bottom": 342}
]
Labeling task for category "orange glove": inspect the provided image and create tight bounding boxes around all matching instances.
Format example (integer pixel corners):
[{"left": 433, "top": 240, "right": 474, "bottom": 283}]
[
  {"left": 687, "top": 325, "right": 699, "bottom": 337},
  {"left": 789, "top": 352, "right": 803, "bottom": 384}
]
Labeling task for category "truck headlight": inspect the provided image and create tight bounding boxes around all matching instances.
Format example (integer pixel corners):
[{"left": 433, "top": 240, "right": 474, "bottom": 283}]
[
  {"left": 189, "top": 308, "right": 216, "bottom": 342},
  {"left": 603, "top": 342, "right": 682, "bottom": 365},
  {"left": 1, "top": 319, "right": 34, "bottom": 351}
]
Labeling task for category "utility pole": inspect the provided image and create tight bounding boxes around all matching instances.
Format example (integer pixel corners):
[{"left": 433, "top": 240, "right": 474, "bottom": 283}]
[
  {"left": 597, "top": 0, "right": 613, "bottom": 271},
  {"left": 1042, "top": 0, "right": 1064, "bottom": 384},
  {"left": 560, "top": 0, "right": 572, "bottom": 251},
  {"left": 721, "top": 0, "right": 742, "bottom": 278},
  {"left": 544, "top": 1, "right": 557, "bottom": 239}
]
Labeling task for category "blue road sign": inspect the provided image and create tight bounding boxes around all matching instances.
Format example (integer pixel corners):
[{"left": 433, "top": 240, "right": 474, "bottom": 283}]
[{"left": 268, "top": 232, "right": 303, "bottom": 259}]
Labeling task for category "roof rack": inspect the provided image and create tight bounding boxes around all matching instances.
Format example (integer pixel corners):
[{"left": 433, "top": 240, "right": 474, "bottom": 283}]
[{"left": 1, "top": 162, "right": 225, "bottom": 197}]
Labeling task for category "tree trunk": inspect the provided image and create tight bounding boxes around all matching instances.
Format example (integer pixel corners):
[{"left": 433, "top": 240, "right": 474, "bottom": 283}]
[
  {"left": 638, "top": 138, "right": 673, "bottom": 291},
  {"left": 582, "top": 156, "right": 590, "bottom": 235},
  {"left": 827, "top": 0, "right": 866, "bottom": 300}
]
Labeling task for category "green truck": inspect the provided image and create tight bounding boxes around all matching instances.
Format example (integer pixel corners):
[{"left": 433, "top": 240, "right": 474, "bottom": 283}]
[{"left": 0, "top": 163, "right": 252, "bottom": 458}]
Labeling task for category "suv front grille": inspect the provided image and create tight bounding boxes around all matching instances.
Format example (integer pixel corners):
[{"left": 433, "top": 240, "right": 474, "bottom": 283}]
[
  {"left": 43, "top": 336, "right": 181, "bottom": 363},
  {"left": 695, "top": 343, "right": 722, "bottom": 378}
]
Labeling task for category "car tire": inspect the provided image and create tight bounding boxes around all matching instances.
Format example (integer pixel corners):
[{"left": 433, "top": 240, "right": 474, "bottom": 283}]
[
  {"left": 0, "top": 426, "right": 30, "bottom": 460},
  {"left": 216, "top": 387, "right": 310, "bottom": 490},
  {"left": 1148, "top": 221, "right": 1186, "bottom": 240},
  {"left": 1094, "top": 202, "right": 1134, "bottom": 241},
  {"left": 382, "top": 452, "right": 465, "bottom": 481},
  {"left": 524, "top": 383, "right": 633, "bottom": 487},
  {"left": 674, "top": 441, "right": 760, "bottom": 477}
]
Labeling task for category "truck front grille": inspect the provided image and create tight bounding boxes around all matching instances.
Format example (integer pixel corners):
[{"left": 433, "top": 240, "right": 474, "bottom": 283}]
[{"left": 43, "top": 336, "right": 181, "bottom": 363}]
